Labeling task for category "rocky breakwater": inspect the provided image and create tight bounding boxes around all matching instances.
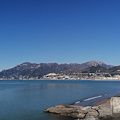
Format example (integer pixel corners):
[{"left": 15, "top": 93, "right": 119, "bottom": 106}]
[{"left": 44, "top": 96, "right": 120, "bottom": 120}]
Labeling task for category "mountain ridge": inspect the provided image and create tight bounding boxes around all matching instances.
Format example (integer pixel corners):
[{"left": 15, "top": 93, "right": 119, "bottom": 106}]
[{"left": 0, "top": 60, "right": 115, "bottom": 80}]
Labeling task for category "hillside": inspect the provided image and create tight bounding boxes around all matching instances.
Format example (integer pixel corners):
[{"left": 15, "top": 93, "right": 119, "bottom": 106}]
[{"left": 0, "top": 61, "right": 113, "bottom": 80}]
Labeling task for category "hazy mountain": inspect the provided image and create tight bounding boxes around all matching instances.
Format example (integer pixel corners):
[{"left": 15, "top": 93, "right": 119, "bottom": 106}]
[
  {"left": 107, "top": 66, "right": 120, "bottom": 76},
  {"left": 0, "top": 60, "right": 113, "bottom": 79},
  {"left": 79, "top": 60, "right": 113, "bottom": 69},
  {"left": 82, "top": 65, "right": 107, "bottom": 73}
]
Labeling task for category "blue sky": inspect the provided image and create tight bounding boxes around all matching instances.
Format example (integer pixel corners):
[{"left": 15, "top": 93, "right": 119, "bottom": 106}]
[{"left": 0, "top": 0, "right": 120, "bottom": 70}]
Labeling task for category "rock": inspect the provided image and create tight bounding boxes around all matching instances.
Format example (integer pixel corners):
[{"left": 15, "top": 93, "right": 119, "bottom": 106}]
[
  {"left": 44, "top": 105, "right": 73, "bottom": 114},
  {"left": 44, "top": 96, "right": 120, "bottom": 120},
  {"left": 70, "top": 112, "right": 85, "bottom": 119},
  {"left": 86, "top": 109, "right": 99, "bottom": 117},
  {"left": 97, "top": 99, "right": 112, "bottom": 117},
  {"left": 44, "top": 105, "right": 86, "bottom": 118},
  {"left": 55, "top": 104, "right": 66, "bottom": 108},
  {"left": 91, "top": 106, "right": 100, "bottom": 111},
  {"left": 110, "top": 97, "right": 120, "bottom": 114},
  {"left": 81, "top": 106, "right": 91, "bottom": 111},
  {"left": 85, "top": 116, "right": 98, "bottom": 120}
]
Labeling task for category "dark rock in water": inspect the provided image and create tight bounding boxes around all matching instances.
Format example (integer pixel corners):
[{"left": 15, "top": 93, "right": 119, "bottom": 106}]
[{"left": 44, "top": 97, "right": 120, "bottom": 120}]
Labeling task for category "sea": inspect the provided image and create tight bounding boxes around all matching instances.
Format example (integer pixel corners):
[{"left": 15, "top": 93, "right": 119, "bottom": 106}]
[{"left": 1, "top": 80, "right": 120, "bottom": 120}]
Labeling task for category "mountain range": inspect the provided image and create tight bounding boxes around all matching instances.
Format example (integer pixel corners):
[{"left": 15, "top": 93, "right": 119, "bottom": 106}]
[{"left": 0, "top": 60, "right": 119, "bottom": 80}]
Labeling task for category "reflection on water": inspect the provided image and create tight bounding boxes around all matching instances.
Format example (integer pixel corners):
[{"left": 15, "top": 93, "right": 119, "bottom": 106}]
[
  {"left": 20, "top": 83, "right": 84, "bottom": 91},
  {"left": 0, "top": 80, "right": 120, "bottom": 120}
]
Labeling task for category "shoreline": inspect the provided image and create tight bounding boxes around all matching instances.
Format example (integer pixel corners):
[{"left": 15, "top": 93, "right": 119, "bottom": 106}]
[
  {"left": 73, "top": 91, "right": 120, "bottom": 107},
  {"left": 0, "top": 79, "right": 120, "bottom": 81},
  {"left": 44, "top": 93, "right": 120, "bottom": 120},
  {"left": 93, "top": 94, "right": 120, "bottom": 106}
]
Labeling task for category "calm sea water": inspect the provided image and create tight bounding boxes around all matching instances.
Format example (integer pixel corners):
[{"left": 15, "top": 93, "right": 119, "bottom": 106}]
[{"left": 0, "top": 80, "right": 120, "bottom": 120}]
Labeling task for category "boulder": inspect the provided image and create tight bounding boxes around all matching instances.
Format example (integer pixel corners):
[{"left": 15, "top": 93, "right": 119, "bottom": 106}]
[
  {"left": 86, "top": 109, "right": 99, "bottom": 118},
  {"left": 44, "top": 96, "right": 120, "bottom": 120},
  {"left": 85, "top": 116, "right": 98, "bottom": 120},
  {"left": 44, "top": 104, "right": 86, "bottom": 118},
  {"left": 110, "top": 97, "right": 120, "bottom": 114},
  {"left": 95, "top": 98, "right": 112, "bottom": 117}
]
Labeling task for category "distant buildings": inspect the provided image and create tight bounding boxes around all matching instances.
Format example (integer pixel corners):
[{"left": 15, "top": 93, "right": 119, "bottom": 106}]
[{"left": 0, "top": 72, "right": 120, "bottom": 81}]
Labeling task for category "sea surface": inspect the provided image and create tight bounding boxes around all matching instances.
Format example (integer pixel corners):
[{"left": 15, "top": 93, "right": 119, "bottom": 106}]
[{"left": 1, "top": 80, "right": 120, "bottom": 120}]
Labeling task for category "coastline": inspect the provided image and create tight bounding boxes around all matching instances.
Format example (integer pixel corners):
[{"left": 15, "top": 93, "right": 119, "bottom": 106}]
[
  {"left": 73, "top": 91, "right": 120, "bottom": 107},
  {"left": 0, "top": 79, "right": 120, "bottom": 81},
  {"left": 1, "top": 80, "right": 120, "bottom": 120},
  {"left": 93, "top": 94, "right": 120, "bottom": 106},
  {"left": 44, "top": 92, "right": 120, "bottom": 120},
  {"left": 94, "top": 94, "right": 120, "bottom": 120}
]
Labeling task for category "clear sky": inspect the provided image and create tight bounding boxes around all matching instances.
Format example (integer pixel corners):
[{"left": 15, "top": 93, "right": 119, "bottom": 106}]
[{"left": 0, "top": 0, "right": 120, "bottom": 71}]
